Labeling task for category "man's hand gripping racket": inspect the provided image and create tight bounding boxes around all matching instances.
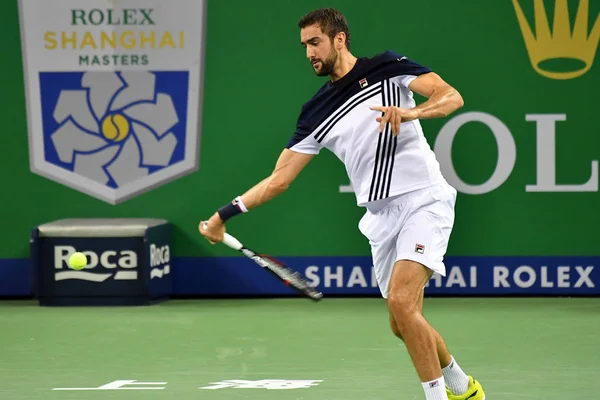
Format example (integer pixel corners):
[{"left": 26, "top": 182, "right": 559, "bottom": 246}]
[{"left": 201, "top": 222, "right": 323, "bottom": 301}]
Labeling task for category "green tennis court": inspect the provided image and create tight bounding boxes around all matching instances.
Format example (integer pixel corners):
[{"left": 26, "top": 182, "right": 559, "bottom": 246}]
[{"left": 0, "top": 297, "right": 598, "bottom": 399}]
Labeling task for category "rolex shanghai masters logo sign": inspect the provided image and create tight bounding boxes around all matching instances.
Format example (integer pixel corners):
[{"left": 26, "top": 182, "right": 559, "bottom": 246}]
[{"left": 18, "top": 0, "right": 206, "bottom": 204}]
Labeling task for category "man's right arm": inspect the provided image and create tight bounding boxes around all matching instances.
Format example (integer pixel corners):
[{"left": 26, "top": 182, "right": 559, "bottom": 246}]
[
  {"left": 199, "top": 149, "right": 314, "bottom": 244},
  {"left": 238, "top": 148, "right": 314, "bottom": 210},
  {"left": 199, "top": 96, "right": 323, "bottom": 243}
]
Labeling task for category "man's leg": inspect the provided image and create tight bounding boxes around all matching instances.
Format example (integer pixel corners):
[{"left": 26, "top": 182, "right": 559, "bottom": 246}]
[
  {"left": 387, "top": 289, "right": 472, "bottom": 399},
  {"left": 386, "top": 260, "right": 443, "bottom": 387},
  {"left": 387, "top": 291, "right": 453, "bottom": 369},
  {"left": 378, "top": 184, "right": 484, "bottom": 399}
]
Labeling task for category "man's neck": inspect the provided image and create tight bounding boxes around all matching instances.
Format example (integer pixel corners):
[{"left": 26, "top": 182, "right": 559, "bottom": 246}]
[{"left": 330, "top": 52, "right": 357, "bottom": 82}]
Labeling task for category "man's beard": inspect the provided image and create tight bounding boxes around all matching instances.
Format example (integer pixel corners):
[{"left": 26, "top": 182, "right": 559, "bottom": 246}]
[{"left": 313, "top": 49, "right": 338, "bottom": 76}]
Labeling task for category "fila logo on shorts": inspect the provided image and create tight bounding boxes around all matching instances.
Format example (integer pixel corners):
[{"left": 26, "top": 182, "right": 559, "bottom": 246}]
[
  {"left": 359, "top": 77, "right": 368, "bottom": 88},
  {"left": 415, "top": 244, "right": 425, "bottom": 254}
]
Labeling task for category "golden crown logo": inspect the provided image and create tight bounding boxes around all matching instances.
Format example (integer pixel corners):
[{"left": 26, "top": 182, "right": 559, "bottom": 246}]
[{"left": 512, "top": 0, "right": 600, "bottom": 79}]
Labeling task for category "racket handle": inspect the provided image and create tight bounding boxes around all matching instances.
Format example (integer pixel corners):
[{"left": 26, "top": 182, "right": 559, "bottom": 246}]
[
  {"left": 222, "top": 233, "right": 243, "bottom": 250},
  {"left": 201, "top": 221, "right": 243, "bottom": 250}
]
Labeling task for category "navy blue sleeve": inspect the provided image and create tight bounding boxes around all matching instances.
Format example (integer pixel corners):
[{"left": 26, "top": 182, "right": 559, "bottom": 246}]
[
  {"left": 286, "top": 103, "right": 310, "bottom": 149},
  {"left": 285, "top": 83, "right": 334, "bottom": 153},
  {"left": 380, "top": 51, "right": 433, "bottom": 89},
  {"left": 396, "top": 56, "right": 432, "bottom": 76},
  {"left": 285, "top": 101, "right": 324, "bottom": 154},
  {"left": 384, "top": 50, "right": 432, "bottom": 75},
  {"left": 365, "top": 50, "right": 433, "bottom": 88}
]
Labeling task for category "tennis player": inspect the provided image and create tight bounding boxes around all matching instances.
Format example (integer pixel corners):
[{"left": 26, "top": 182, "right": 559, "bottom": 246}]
[{"left": 200, "top": 8, "right": 485, "bottom": 400}]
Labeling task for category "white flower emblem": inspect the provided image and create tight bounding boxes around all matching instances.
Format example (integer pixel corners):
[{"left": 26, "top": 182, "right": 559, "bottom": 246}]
[{"left": 49, "top": 71, "right": 178, "bottom": 187}]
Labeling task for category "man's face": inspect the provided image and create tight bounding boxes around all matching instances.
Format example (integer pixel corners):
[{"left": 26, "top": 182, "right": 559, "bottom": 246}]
[{"left": 300, "top": 24, "right": 338, "bottom": 76}]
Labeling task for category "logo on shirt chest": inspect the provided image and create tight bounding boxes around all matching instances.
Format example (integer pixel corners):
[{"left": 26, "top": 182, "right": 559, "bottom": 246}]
[{"left": 359, "top": 77, "right": 368, "bottom": 88}]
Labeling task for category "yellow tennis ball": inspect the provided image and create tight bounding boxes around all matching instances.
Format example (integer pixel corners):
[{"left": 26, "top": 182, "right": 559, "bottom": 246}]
[{"left": 69, "top": 252, "right": 87, "bottom": 270}]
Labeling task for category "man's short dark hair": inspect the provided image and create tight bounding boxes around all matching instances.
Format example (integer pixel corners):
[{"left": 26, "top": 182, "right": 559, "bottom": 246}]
[{"left": 298, "top": 8, "right": 351, "bottom": 50}]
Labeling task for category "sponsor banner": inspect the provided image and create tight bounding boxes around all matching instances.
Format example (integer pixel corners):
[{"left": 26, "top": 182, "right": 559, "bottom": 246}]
[
  {"left": 4, "top": 0, "right": 598, "bottom": 278},
  {"left": 5, "top": 256, "right": 599, "bottom": 297},
  {"left": 36, "top": 237, "right": 146, "bottom": 300},
  {"left": 30, "top": 221, "right": 173, "bottom": 304},
  {"left": 18, "top": 0, "right": 206, "bottom": 204},
  {"left": 174, "top": 256, "right": 600, "bottom": 296},
  {"left": 145, "top": 223, "right": 173, "bottom": 300}
]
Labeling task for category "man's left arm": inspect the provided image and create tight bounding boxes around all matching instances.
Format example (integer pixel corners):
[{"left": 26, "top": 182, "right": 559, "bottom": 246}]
[
  {"left": 370, "top": 71, "right": 464, "bottom": 134},
  {"left": 407, "top": 72, "right": 464, "bottom": 119}
]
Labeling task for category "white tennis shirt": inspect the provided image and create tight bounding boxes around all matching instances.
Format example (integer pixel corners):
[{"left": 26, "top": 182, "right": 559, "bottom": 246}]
[{"left": 287, "top": 50, "right": 448, "bottom": 209}]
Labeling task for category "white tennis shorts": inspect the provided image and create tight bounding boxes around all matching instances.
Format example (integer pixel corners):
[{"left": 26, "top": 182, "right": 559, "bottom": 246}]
[{"left": 358, "top": 182, "right": 457, "bottom": 298}]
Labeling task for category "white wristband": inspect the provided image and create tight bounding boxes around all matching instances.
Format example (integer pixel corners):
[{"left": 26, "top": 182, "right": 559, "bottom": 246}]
[{"left": 234, "top": 196, "right": 248, "bottom": 213}]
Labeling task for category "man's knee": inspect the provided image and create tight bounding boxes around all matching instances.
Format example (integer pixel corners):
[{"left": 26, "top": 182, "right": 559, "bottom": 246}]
[
  {"left": 391, "top": 324, "right": 404, "bottom": 340},
  {"left": 387, "top": 296, "right": 424, "bottom": 341},
  {"left": 387, "top": 260, "right": 431, "bottom": 331},
  {"left": 388, "top": 291, "right": 420, "bottom": 328},
  {"left": 388, "top": 307, "right": 405, "bottom": 340}
]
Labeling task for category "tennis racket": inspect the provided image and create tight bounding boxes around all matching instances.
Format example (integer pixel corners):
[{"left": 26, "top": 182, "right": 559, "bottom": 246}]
[{"left": 216, "top": 229, "right": 323, "bottom": 301}]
